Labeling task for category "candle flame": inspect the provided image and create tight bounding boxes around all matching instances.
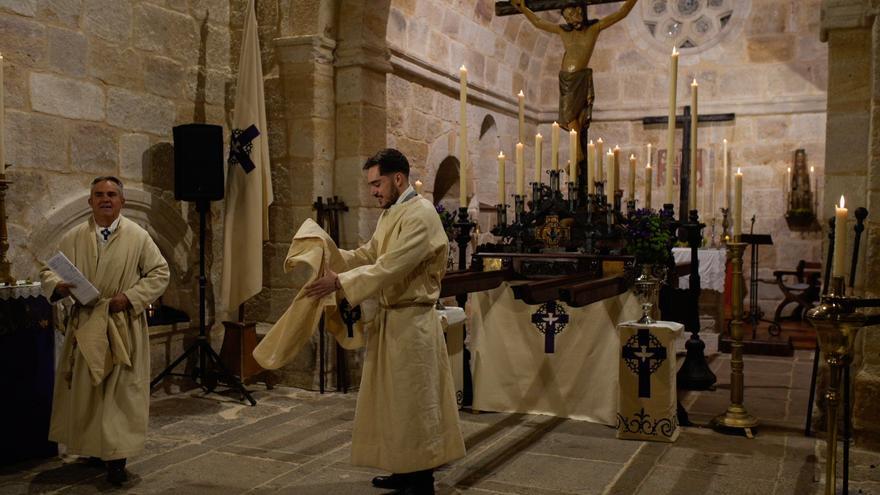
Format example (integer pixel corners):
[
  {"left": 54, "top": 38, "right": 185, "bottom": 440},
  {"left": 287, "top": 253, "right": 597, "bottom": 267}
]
[
  {"left": 570, "top": 129, "right": 577, "bottom": 136},
  {"left": 607, "top": 150, "right": 614, "bottom": 155},
  {"left": 646, "top": 164, "right": 652, "bottom": 169},
  {"left": 723, "top": 138, "right": 728, "bottom": 143},
  {"left": 518, "top": 90, "right": 524, "bottom": 97},
  {"left": 811, "top": 166, "right": 815, "bottom": 173},
  {"left": 589, "top": 139, "right": 594, "bottom": 145},
  {"left": 498, "top": 151, "right": 505, "bottom": 158},
  {"left": 597, "top": 137, "right": 603, "bottom": 143},
  {"left": 614, "top": 145, "right": 620, "bottom": 151},
  {"left": 552, "top": 121, "right": 558, "bottom": 126},
  {"left": 840, "top": 195, "right": 845, "bottom": 209},
  {"left": 630, "top": 154, "right": 635, "bottom": 159},
  {"left": 415, "top": 179, "right": 422, "bottom": 185},
  {"left": 737, "top": 167, "right": 742, "bottom": 174},
  {"left": 692, "top": 78, "right": 698, "bottom": 85},
  {"left": 459, "top": 65, "right": 467, "bottom": 71},
  {"left": 672, "top": 47, "right": 678, "bottom": 56},
  {"left": 536, "top": 133, "right": 542, "bottom": 138}
]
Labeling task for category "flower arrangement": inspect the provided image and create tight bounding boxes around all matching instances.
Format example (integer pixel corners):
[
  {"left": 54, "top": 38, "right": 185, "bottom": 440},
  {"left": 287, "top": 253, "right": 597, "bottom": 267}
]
[
  {"left": 622, "top": 208, "right": 675, "bottom": 265},
  {"left": 436, "top": 203, "right": 457, "bottom": 239}
]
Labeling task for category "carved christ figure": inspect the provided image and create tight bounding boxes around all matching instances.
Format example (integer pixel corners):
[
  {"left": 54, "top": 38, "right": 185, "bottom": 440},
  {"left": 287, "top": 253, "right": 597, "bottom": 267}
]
[{"left": 511, "top": 0, "right": 638, "bottom": 134}]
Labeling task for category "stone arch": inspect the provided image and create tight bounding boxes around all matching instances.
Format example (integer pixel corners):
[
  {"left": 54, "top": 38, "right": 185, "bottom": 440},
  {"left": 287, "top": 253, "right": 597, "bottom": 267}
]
[
  {"left": 479, "top": 114, "right": 497, "bottom": 139},
  {"left": 433, "top": 156, "right": 461, "bottom": 206}
]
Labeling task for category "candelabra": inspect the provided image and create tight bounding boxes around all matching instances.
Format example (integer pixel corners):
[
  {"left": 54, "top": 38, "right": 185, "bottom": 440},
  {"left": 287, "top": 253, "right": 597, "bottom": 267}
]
[
  {"left": 0, "top": 174, "right": 16, "bottom": 285},
  {"left": 454, "top": 207, "right": 475, "bottom": 271},
  {"left": 720, "top": 207, "right": 731, "bottom": 245},
  {"left": 806, "top": 277, "right": 866, "bottom": 495},
  {"left": 712, "top": 241, "right": 759, "bottom": 437}
]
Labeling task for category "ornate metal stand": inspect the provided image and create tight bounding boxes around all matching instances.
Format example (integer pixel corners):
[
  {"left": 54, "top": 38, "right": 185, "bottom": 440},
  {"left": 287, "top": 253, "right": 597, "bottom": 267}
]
[
  {"left": 0, "top": 175, "right": 15, "bottom": 285},
  {"left": 455, "top": 207, "right": 476, "bottom": 271},
  {"left": 676, "top": 209, "right": 716, "bottom": 390},
  {"left": 712, "top": 242, "right": 759, "bottom": 438},
  {"left": 806, "top": 276, "right": 866, "bottom": 495}
]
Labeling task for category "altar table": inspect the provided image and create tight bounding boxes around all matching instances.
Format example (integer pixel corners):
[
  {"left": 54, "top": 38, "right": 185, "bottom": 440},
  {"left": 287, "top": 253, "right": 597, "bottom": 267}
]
[
  {"left": 672, "top": 247, "right": 727, "bottom": 292},
  {"left": 469, "top": 282, "right": 640, "bottom": 425}
]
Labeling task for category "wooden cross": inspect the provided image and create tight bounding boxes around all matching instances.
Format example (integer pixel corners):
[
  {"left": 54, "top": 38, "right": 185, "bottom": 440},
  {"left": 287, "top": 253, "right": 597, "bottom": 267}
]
[
  {"left": 495, "top": 0, "right": 624, "bottom": 16},
  {"left": 642, "top": 108, "right": 735, "bottom": 221}
]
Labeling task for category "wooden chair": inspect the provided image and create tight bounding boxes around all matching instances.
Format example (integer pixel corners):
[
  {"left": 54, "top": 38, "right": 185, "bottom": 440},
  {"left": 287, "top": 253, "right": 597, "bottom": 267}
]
[{"left": 766, "top": 260, "right": 821, "bottom": 323}]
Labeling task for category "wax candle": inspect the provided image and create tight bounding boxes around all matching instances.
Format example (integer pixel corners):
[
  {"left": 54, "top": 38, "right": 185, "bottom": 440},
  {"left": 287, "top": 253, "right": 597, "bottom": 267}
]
[
  {"left": 414, "top": 179, "right": 423, "bottom": 195},
  {"left": 0, "top": 53, "right": 4, "bottom": 175},
  {"left": 569, "top": 129, "right": 578, "bottom": 185},
  {"left": 459, "top": 65, "right": 468, "bottom": 207},
  {"left": 722, "top": 139, "right": 729, "bottom": 209},
  {"left": 607, "top": 150, "right": 616, "bottom": 200},
  {"left": 596, "top": 138, "right": 604, "bottom": 181},
  {"left": 645, "top": 164, "right": 653, "bottom": 209},
  {"left": 690, "top": 78, "right": 698, "bottom": 211},
  {"left": 666, "top": 47, "right": 679, "bottom": 204},
  {"left": 551, "top": 122, "right": 559, "bottom": 170},
  {"left": 516, "top": 142, "right": 524, "bottom": 195},
  {"left": 497, "top": 151, "right": 506, "bottom": 204},
  {"left": 588, "top": 140, "right": 596, "bottom": 193},
  {"left": 786, "top": 167, "right": 791, "bottom": 207},
  {"left": 734, "top": 168, "right": 743, "bottom": 239},
  {"left": 833, "top": 196, "right": 848, "bottom": 279},
  {"left": 518, "top": 90, "right": 525, "bottom": 145},
  {"left": 613, "top": 145, "right": 621, "bottom": 196},
  {"left": 629, "top": 154, "right": 636, "bottom": 201},
  {"left": 534, "top": 133, "right": 543, "bottom": 183},
  {"left": 646, "top": 143, "right": 652, "bottom": 167}
]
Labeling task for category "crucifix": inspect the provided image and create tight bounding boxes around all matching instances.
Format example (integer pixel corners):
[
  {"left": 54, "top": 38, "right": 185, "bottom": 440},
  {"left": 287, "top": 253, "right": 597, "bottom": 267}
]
[
  {"left": 642, "top": 107, "right": 735, "bottom": 221},
  {"left": 622, "top": 328, "right": 667, "bottom": 398}
]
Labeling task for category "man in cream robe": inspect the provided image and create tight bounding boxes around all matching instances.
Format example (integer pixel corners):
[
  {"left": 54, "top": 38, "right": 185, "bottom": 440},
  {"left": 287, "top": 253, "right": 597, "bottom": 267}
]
[
  {"left": 306, "top": 149, "right": 465, "bottom": 495},
  {"left": 40, "top": 176, "right": 169, "bottom": 485}
]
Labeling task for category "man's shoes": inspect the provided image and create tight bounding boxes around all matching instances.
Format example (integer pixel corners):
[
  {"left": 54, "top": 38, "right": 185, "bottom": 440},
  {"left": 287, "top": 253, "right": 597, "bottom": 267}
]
[
  {"left": 84, "top": 456, "right": 104, "bottom": 468},
  {"left": 372, "top": 473, "right": 407, "bottom": 489},
  {"left": 106, "top": 458, "right": 128, "bottom": 486},
  {"left": 380, "top": 469, "right": 434, "bottom": 494}
]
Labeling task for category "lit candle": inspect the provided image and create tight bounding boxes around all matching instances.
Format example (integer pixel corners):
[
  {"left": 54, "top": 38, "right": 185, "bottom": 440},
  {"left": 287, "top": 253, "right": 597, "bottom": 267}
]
[
  {"left": 734, "top": 168, "right": 743, "bottom": 239},
  {"left": 722, "top": 139, "right": 729, "bottom": 209},
  {"left": 613, "top": 145, "right": 621, "bottom": 196},
  {"left": 516, "top": 142, "right": 524, "bottom": 195},
  {"left": 0, "top": 53, "right": 4, "bottom": 175},
  {"left": 607, "top": 150, "right": 616, "bottom": 200},
  {"left": 518, "top": 90, "right": 525, "bottom": 145},
  {"left": 666, "top": 47, "right": 679, "bottom": 204},
  {"left": 811, "top": 166, "right": 817, "bottom": 204},
  {"left": 588, "top": 140, "right": 596, "bottom": 193},
  {"left": 690, "top": 78, "right": 698, "bottom": 211},
  {"left": 786, "top": 167, "right": 791, "bottom": 207},
  {"left": 497, "top": 151, "right": 506, "bottom": 204},
  {"left": 645, "top": 164, "right": 653, "bottom": 209},
  {"left": 414, "top": 179, "right": 423, "bottom": 195},
  {"left": 534, "top": 133, "right": 543, "bottom": 183},
  {"left": 569, "top": 129, "right": 578, "bottom": 185},
  {"left": 596, "top": 138, "right": 604, "bottom": 181},
  {"left": 459, "top": 65, "right": 468, "bottom": 207},
  {"left": 646, "top": 143, "right": 652, "bottom": 167},
  {"left": 833, "top": 196, "right": 848, "bottom": 279},
  {"left": 628, "top": 154, "right": 636, "bottom": 201}
]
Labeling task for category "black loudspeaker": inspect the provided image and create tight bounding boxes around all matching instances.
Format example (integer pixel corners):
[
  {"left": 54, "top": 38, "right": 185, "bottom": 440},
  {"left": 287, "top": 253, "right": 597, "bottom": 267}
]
[{"left": 173, "top": 123, "right": 225, "bottom": 201}]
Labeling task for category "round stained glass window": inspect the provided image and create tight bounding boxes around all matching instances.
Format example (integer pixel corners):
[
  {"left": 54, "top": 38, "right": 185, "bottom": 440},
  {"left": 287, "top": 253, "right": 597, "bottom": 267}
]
[{"left": 635, "top": 0, "right": 742, "bottom": 51}]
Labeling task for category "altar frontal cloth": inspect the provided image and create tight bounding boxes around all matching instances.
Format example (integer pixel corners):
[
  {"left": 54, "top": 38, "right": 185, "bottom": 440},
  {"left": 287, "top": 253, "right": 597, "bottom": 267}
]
[
  {"left": 616, "top": 321, "right": 683, "bottom": 442},
  {"left": 469, "top": 282, "right": 640, "bottom": 425}
]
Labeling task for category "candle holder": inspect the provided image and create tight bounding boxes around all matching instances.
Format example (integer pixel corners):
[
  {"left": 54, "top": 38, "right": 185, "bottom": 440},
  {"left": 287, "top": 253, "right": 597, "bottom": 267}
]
[
  {"left": 712, "top": 241, "right": 759, "bottom": 438},
  {"left": 720, "top": 207, "right": 730, "bottom": 245},
  {"left": 677, "top": 209, "right": 716, "bottom": 390},
  {"left": 626, "top": 198, "right": 636, "bottom": 215},
  {"left": 708, "top": 217, "right": 717, "bottom": 248},
  {"left": 532, "top": 181, "right": 541, "bottom": 205},
  {"left": 568, "top": 182, "right": 577, "bottom": 211},
  {"left": 494, "top": 203, "right": 508, "bottom": 230},
  {"left": 806, "top": 276, "right": 866, "bottom": 495},
  {"left": 454, "top": 207, "right": 475, "bottom": 271},
  {"left": 0, "top": 174, "right": 16, "bottom": 286},
  {"left": 548, "top": 169, "right": 561, "bottom": 194}
]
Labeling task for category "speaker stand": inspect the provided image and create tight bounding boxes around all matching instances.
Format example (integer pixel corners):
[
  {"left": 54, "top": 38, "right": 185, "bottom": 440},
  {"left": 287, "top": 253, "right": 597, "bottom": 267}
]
[{"left": 150, "top": 200, "right": 256, "bottom": 406}]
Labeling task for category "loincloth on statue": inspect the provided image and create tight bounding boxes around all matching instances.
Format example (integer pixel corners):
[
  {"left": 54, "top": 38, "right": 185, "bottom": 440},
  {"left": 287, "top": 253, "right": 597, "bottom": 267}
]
[{"left": 558, "top": 68, "right": 595, "bottom": 129}]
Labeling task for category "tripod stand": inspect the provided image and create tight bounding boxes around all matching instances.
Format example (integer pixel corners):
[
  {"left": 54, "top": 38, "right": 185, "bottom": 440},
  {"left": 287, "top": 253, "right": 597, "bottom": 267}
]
[
  {"left": 150, "top": 200, "right": 256, "bottom": 405},
  {"left": 740, "top": 219, "right": 777, "bottom": 337}
]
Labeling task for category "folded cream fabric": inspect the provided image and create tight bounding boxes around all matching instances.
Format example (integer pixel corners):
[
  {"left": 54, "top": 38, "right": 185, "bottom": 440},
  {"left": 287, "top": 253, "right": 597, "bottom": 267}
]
[
  {"left": 253, "top": 219, "right": 364, "bottom": 370},
  {"left": 72, "top": 299, "right": 132, "bottom": 385}
]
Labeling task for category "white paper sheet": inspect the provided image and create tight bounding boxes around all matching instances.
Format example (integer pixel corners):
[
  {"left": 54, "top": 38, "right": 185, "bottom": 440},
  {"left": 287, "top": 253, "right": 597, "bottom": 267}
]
[{"left": 47, "top": 252, "right": 99, "bottom": 305}]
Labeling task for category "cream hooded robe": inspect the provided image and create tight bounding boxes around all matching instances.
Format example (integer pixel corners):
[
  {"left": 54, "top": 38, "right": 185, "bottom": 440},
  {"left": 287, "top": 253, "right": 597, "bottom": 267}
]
[
  {"left": 338, "top": 195, "right": 465, "bottom": 473},
  {"left": 40, "top": 215, "right": 169, "bottom": 460}
]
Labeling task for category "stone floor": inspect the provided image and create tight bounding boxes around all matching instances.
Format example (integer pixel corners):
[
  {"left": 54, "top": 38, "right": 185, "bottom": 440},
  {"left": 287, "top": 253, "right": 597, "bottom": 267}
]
[{"left": 4, "top": 350, "right": 880, "bottom": 494}]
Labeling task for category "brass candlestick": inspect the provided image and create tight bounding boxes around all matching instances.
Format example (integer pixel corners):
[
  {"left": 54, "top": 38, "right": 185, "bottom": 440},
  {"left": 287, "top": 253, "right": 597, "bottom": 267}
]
[
  {"left": 0, "top": 175, "right": 15, "bottom": 285},
  {"left": 712, "top": 242, "right": 759, "bottom": 437},
  {"left": 806, "top": 276, "right": 866, "bottom": 495}
]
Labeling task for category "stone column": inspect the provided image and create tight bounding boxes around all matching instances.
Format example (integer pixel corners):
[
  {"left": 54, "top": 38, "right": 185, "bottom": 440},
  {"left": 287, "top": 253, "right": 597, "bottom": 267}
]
[{"left": 821, "top": 0, "right": 880, "bottom": 445}]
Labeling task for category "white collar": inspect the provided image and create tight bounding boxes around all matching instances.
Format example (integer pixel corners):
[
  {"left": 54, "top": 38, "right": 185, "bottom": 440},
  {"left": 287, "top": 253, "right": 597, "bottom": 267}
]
[
  {"left": 394, "top": 184, "right": 416, "bottom": 206},
  {"left": 95, "top": 216, "right": 121, "bottom": 242}
]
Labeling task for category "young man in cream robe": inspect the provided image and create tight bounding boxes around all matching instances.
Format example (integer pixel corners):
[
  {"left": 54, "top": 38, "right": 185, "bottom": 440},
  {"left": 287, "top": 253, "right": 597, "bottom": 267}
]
[
  {"left": 40, "top": 176, "right": 169, "bottom": 485},
  {"left": 305, "top": 149, "right": 465, "bottom": 495}
]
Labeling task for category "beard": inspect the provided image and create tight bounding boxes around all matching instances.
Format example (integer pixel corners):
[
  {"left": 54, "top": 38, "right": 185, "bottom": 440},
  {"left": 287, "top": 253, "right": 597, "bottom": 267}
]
[{"left": 382, "top": 188, "right": 401, "bottom": 209}]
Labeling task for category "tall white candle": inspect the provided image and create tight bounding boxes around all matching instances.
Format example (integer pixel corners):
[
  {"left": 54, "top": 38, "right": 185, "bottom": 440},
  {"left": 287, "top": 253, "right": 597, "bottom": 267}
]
[
  {"left": 645, "top": 164, "right": 653, "bottom": 209},
  {"left": 414, "top": 179, "right": 423, "bottom": 195},
  {"left": 497, "top": 151, "right": 506, "bottom": 204},
  {"left": 786, "top": 167, "right": 791, "bottom": 207},
  {"left": 551, "top": 122, "right": 560, "bottom": 170},
  {"left": 534, "top": 133, "right": 543, "bottom": 183},
  {"left": 629, "top": 154, "right": 636, "bottom": 201},
  {"left": 690, "top": 78, "right": 698, "bottom": 211},
  {"left": 734, "top": 168, "right": 743, "bottom": 239},
  {"left": 459, "top": 65, "right": 468, "bottom": 207},
  {"left": 518, "top": 90, "right": 525, "bottom": 145},
  {"left": 516, "top": 142, "right": 524, "bottom": 195},
  {"left": 607, "top": 150, "right": 616, "bottom": 200},
  {"left": 833, "top": 196, "right": 848, "bottom": 279},
  {"left": 722, "top": 139, "right": 729, "bottom": 209},
  {"left": 646, "top": 143, "right": 652, "bottom": 167},
  {"left": 613, "top": 145, "right": 621, "bottom": 195},
  {"left": 569, "top": 129, "right": 578, "bottom": 185},
  {"left": 596, "top": 138, "right": 604, "bottom": 181},
  {"left": 588, "top": 140, "right": 596, "bottom": 193},
  {"left": 666, "top": 47, "right": 679, "bottom": 205}
]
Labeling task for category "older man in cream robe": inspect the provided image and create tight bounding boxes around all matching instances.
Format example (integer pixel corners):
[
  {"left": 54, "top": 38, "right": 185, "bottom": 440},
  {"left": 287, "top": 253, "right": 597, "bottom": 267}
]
[
  {"left": 40, "top": 176, "right": 169, "bottom": 486},
  {"left": 306, "top": 149, "right": 465, "bottom": 495}
]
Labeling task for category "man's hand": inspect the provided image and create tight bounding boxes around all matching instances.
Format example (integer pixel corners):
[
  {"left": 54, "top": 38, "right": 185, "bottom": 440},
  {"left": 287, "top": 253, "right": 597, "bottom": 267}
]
[
  {"left": 304, "top": 269, "right": 340, "bottom": 299},
  {"left": 109, "top": 293, "right": 131, "bottom": 313},
  {"left": 54, "top": 282, "right": 76, "bottom": 299}
]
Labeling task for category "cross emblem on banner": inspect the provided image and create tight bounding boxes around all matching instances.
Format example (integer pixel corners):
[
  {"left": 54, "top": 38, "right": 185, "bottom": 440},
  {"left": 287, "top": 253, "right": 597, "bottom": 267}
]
[
  {"left": 228, "top": 124, "right": 261, "bottom": 173},
  {"left": 531, "top": 301, "right": 569, "bottom": 353},
  {"left": 622, "top": 328, "right": 667, "bottom": 398}
]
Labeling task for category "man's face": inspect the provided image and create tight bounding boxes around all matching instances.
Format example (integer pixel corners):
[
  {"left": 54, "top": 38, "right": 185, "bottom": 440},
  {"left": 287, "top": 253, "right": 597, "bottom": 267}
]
[
  {"left": 366, "top": 165, "right": 402, "bottom": 209},
  {"left": 88, "top": 180, "right": 125, "bottom": 225},
  {"left": 562, "top": 7, "right": 583, "bottom": 28}
]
